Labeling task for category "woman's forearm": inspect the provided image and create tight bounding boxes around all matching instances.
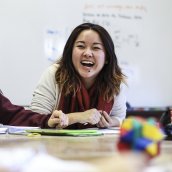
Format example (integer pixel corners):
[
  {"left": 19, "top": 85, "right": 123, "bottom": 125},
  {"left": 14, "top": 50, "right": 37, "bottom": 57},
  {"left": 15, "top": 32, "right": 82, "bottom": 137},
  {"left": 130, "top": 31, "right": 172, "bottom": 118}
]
[
  {"left": 67, "top": 112, "right": 85, "bottom": 125},
  {"left": 67, "top": 109, "right": 102, "bottom": 126}
]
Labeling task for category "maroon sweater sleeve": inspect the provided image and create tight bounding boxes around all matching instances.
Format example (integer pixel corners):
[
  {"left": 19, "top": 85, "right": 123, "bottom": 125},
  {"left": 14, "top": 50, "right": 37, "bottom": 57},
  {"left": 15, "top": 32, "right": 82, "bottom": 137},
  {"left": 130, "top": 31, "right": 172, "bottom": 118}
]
[{"left": 0, "top": 93, "right": 51, "bottom": 128}]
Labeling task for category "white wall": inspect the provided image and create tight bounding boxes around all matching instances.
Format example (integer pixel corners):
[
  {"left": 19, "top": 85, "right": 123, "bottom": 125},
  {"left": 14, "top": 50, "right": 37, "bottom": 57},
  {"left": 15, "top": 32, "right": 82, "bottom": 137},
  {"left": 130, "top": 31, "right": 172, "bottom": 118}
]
[{"left": 0, "top": 0, "right": 172, "bottom": 107}]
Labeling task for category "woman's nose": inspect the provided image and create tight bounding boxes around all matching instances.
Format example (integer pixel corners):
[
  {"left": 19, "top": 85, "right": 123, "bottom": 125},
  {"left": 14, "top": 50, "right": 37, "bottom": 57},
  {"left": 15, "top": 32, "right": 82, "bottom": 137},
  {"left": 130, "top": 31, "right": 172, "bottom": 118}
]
[{"left": 83, "top": 49, "right": 93, "bottom": 57}]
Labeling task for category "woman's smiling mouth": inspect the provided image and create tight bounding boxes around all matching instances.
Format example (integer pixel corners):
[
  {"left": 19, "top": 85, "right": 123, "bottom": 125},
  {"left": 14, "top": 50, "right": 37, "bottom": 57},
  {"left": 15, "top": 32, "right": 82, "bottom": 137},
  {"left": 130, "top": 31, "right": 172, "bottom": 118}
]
[{"left": 80, "top": 60, "right": 95, "bottom": 67}]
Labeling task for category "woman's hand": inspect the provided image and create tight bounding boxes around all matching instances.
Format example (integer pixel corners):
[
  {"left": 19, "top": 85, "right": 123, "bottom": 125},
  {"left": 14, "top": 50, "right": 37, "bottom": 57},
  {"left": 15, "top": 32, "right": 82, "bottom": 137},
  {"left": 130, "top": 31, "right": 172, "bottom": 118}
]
[
  {"left": 81, "top": 109, "right": 102, "bottom": 125},
  {"left": 48, "top": 110, "right": 68, "bottom": 129},
  {"left": 67, "top": 108, "right": 102, "bottom": 125},
  {"left": 96, "top": 111, "right": 120, "bottom": 128}
]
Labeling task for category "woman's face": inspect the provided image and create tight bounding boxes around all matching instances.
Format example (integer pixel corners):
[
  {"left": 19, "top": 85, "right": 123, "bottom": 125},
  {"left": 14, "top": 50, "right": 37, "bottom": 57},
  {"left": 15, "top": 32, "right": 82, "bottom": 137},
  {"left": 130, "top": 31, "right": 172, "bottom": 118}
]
[{"left": 72, "top": 29, "right": 106, "bottom": 87}]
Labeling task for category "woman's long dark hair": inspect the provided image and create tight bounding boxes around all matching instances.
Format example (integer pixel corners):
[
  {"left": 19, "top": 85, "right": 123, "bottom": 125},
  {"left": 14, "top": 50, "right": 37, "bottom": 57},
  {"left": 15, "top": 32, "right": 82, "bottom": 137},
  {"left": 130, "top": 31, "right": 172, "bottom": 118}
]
[{"left": 55, "top": 23, "right": 126, "bottom": 101}]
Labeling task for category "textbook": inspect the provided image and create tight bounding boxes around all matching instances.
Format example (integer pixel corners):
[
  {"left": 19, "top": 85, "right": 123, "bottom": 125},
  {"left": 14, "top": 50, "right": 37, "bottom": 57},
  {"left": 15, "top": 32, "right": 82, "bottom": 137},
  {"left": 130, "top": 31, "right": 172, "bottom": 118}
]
[{"left": 26, "top": 129, "right": 103, "bottom": 137}]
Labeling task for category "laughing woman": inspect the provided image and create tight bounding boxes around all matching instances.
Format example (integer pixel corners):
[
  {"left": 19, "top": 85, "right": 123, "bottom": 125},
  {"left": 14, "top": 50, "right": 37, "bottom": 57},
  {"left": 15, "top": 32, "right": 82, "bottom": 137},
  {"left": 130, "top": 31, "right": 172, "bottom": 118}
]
[{"left": 30, "top": 23, "right": 127, "bottom": 129}]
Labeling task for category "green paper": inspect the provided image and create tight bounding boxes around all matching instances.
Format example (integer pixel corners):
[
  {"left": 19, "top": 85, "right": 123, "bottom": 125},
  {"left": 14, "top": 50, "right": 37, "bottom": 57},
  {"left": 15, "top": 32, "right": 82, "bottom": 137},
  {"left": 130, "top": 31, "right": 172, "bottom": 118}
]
[{"left": 26, "top": 129, "right": 103, "bottom": 137}]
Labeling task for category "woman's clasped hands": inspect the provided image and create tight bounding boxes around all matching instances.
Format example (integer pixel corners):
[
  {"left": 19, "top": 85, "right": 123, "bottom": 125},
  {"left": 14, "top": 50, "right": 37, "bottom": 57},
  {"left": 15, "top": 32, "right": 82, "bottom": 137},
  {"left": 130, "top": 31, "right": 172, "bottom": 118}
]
[
  {"left": 48, "top": 109, "right": 102, "bottom": 129},
  {"left": 48, "top": 109, "right": 115, "bottom": 129}
]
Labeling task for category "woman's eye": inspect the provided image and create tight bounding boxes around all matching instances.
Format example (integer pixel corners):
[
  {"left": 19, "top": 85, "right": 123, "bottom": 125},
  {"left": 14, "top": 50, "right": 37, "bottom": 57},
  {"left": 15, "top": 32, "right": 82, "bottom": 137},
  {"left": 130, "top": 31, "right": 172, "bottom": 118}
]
[
  {"left": 93, "top": 47, "right": 101, "bottom": 50},
  {"left": 77, "top": 45, "right": 84, "bottom": 48}
]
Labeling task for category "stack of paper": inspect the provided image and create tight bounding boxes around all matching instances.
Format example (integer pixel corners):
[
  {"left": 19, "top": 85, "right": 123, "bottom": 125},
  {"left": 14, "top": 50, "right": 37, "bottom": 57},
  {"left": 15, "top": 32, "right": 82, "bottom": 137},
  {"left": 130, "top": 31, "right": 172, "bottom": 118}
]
[
  {"left": 0, "top": 127, "right": 8, "bottom": 134},
  {"left": 0, "top": 124, "right": 40, "bottom": 135}
]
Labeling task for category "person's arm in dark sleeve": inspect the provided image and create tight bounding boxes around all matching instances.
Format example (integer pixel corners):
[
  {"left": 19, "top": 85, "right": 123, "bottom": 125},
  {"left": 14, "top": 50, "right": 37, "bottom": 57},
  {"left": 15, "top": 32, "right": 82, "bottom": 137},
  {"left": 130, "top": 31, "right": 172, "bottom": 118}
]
[{"left": 0, "top": 93, "right": 51, "bottom": 128}]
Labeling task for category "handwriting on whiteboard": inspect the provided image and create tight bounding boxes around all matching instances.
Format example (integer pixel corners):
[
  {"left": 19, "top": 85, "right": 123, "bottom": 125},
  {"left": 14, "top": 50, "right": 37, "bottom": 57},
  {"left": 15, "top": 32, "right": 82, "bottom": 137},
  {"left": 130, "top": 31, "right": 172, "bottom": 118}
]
[{"left": 82, "top": 3, "right": 147, "bottom": 49}]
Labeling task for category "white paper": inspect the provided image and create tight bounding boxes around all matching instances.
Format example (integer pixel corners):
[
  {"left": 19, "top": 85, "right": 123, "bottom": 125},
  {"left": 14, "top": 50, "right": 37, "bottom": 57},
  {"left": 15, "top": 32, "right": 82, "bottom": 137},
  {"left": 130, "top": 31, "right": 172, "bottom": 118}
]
[
  {"left": 98, "top": 127, "right": 120, "bottom": 134},
  {"left": 1, "top": 125, "right": 40, "bottom": 134},
  {"left": 0, "top": 127, "right": 8, "bottom": 134},
  {"left": 85, "top": 127, "right": 120, "bottom": 135}
]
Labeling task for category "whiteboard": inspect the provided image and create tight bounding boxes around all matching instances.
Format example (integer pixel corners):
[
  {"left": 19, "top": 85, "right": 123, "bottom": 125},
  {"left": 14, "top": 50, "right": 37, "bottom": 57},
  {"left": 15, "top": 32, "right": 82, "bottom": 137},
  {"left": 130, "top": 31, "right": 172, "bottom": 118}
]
[{"left": 0, "top": 0, "right": 172, "bottom": 107}]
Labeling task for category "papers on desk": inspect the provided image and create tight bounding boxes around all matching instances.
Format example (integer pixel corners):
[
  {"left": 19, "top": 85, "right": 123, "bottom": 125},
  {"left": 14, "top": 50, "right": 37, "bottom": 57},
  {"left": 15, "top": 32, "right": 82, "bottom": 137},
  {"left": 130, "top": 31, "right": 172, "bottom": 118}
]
[
  {"left": 99, "top": 127, "right": 120, "bottom": 134},
  {"left": 0, "top": 123, "right": 7, "bottom": 134},
  {"left": 0, "top": 127, "right": 8, "bottom": 134},
  {"left": 0, "top": 125, "right": 40, "bottom": 135},
  {"left": 26, "top": 127, "right": 120, "bottom": 136},
  {"left": 0, "top": 124, "right": 120, "bottom": 136},
  {"left": 84, "top": 127, "right": 120, "bottom": 134}
]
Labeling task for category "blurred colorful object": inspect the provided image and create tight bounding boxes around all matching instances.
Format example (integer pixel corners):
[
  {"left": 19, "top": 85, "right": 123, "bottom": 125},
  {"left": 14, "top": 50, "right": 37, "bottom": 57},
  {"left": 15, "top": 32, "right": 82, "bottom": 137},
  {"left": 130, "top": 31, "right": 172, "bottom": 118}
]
[{"left": 117, "top": 117, "right": 165, "bottom": 158}]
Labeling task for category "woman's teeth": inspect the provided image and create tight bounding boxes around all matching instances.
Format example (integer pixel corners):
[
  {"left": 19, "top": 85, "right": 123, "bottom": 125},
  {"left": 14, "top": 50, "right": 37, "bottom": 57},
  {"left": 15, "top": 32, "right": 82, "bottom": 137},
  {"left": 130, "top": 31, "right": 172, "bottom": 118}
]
[{"left": 81, "top": 61, "right": 94, "bottom": 67}]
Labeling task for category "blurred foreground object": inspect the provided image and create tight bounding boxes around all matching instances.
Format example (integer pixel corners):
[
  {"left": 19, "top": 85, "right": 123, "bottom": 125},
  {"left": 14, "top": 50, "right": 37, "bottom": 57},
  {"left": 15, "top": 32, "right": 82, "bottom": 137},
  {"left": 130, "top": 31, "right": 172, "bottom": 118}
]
[
  {"left": 117, "top": 117, "right": 165, "bottom": 158},
  {"left": 93, "top": 152, "right": 146, "bottom": 172},
  {"left": 0, "top": 146, "right": 97, "bottom": 172}
]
